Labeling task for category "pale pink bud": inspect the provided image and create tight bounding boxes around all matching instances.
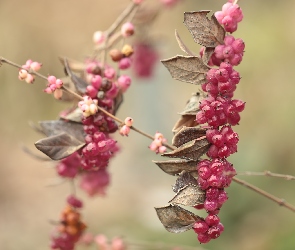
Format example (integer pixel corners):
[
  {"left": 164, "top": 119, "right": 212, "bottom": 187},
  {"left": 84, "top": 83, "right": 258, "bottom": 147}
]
[
  {"left": 120, "top": 125, "right": 130, "bottom": 136},
  {"left": 47, "top": 75, "right": 56, "bottom": 85},
  {"left": 30, "top": 61, "right": 42, "bottom": 71},
  {"left": 54, "top": 89, "right": 63, "bottom": 99},
  {"left": 117, "top": 75, "right": 131, "bottom": 92},
  {"left": 81, "top": 104, "right": 90, "bottom": 113},
  {"left": 153, "top": 137, "right": 163, "bottom": 147},
  {"left": 94, "top": 234, "right": 109, "bottom": 249},
  {"left": 25, "top": 73, "right": 34, "bottom": 84},
  {"left": 121, "top": 22, "right": 134, "bottom": 37},
  {"left": 111, "top": 237, "right": 125, "bottom": 250},
  {"left": 158, "top": 146, "right": 167, "bottom": 153},
  {"left": 104, "top": 67, "right": 116, "bottom": 79},
  {"left": 93, "top": 31, "right": 105, "bottom": 44},
  {"left": 154, "top": 132, "right": 164, "bottom": 140},
  {"left": 149, "top": 141, "right": 158, "bottom": 151},
  {"left": 124, "top": 117, "right": 133, "bottom": 127},
  {"left": 19, "top": 69, "right": 28, "bottom": 79},
  {"left": 89, "top": 103, "right": 98, "bottom": 115},
  {"left": 25, "top": 59, "right": 33, "bottom": 66},
  {"left": 44, "top": 87, "right": 53, "bottom": 94},
  {"left": 55, "top": 79, "right": 63, "bottom": 88}
]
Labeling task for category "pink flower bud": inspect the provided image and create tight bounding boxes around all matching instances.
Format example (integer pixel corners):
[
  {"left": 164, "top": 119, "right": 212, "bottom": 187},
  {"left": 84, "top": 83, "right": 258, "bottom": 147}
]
[
  {"left": 104, "top": 67, "right": 116, "bottom": 79},
  {"left": 30, "top": 61, "right": 42, "bottom": 71},
  {"left": 47, "top": 75, "right": 56, "bottom": 85},
  {"left": 55, "top": 79, "right": 63, "bottom": 88},
  {"left": 119, "top": 58, "right": 132, "bottom": 70},
  {"left": 124, "top": 117, "right": 133, "bottom": 127},
  {"left": 19, "top": 69, "right": 28, "bottom": 79},
  {"left": 117, "top": 75, "right": 131, "bottom": 92},
  {"left": 89, "top": 103, "right": 98, "bottom": 115},
  {"left": 44, "top": 87, "right": 53, "bottom": 94},
  {"left": 119, "top": 125, "right": 130, "bottom": 136},
  {"left": 54, "top": 89, "right": 63, "bottom": 99},
  {"left": 121, "top": 22, "right": 134, "bottom": 37},
  {"left": 25, "top": 73, "right": 34, "bottom": 84},
  {"left": 158, "top": 146, "right": 167, "bottom": 153},
  {"left": 93, "top": 31, "right": 105, "bottom": 44}
]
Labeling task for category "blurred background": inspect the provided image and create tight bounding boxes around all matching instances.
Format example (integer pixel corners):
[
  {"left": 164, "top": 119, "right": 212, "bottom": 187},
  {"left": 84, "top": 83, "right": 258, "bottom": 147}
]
[{"left": 1, "top": 0, "right": 295, "bottom": 249}]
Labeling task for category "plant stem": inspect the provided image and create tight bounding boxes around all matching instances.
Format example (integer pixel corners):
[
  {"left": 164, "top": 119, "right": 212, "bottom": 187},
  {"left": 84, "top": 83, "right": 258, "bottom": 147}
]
[
  {"left": 233, "top": 0, "right": 240, "bottom": 4},
  {"left": 237, "top": 171, "right": 295, "bottom": 180},
  {"left": 232, "top": 177, "right": 295, "bottom": 213}
]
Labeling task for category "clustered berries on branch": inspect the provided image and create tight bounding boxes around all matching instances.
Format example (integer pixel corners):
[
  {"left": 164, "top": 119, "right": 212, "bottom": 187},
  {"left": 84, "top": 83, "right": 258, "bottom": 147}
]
[{"left": 155, "top": 0, "right": 244, "bottom": 244}]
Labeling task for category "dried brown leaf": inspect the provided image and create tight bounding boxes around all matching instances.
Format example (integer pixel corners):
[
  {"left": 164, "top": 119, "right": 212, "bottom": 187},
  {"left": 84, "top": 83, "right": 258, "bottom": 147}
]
[
  {"left": 153, "top": 159, "right": 198, "bottom": 176},
  {"left": 161, "top": 56, "right": 209, "bottom": 85},
  {"left": 172, "top": 115, "right": 198, "bottom": 134},
  {"left": 202, "top": 47, "right": 215, "bottom": 65},
  {"left": 35, "top": 132, "right": 85, "bottom": 160},
  {"left": 178, "top": 92, "right": 203, "bottom": 116},
  {"left": 172, "top": 126, "right": 206, "bottom": 147},
  {"left": 170, "top": 184, "right": 205, "bottom": 206},
  {"left": 155, "top": 204, "right": 202, "bottom": 233},
  {"left": 162, "top": 138, "right": 210, "bottom": 161},
  {"left": 39, "top": 120, "right": 85, "bottom": 142},
  {"left": 58, "top": 56, "right": 85, "bottom": 73},
  {"left": 183, "top": 11, "right": 225, "bottom": 47},
  {"left": 174, "top": 30, "right": 196, "bottom": 56},
  {"left": 60, "top": 108, "right": 83, "bottom": 123},
  {"left": 64, "top": 58, "right": 88, "bottom": 93},
  {"left": 172, "top": 171, "right": 199, "bottom": 193}
]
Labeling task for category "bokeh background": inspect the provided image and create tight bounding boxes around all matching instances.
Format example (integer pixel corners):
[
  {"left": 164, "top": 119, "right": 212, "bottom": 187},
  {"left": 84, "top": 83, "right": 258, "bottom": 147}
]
[{"left": 1, "top": 0, "right": 295, "bottom": 249}]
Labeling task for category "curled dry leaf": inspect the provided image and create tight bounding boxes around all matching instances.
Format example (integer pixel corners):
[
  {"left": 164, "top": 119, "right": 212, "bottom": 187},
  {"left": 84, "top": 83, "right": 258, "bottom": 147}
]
[
  {"left": 155, "top": 204, "right": 202, "bottom": 233},
  {"left": 178, "top": 92, "right": 203, "bottom": 116},
  {"left": 64, "top": 58, "right": 88, "bottom": 94},
  {"left": 161, "top": 56, "right": 209, "bottom": 85},
  {"left": 172, "top": 171, "right": 199, "bottom": 193},
  {"left": 170, "top": 184, "right": 205, "bottom": 206},
  {"left": 39, "top": 120, "right": 85, "bottom": 142},
  {"left": 162, "top": 138, "right": 210, "bottom": 161},
  {"left": 172, "top": 126, "right": 206, "bottom": 148},
  {"left": 153, "top": 159, "right": 198, "bottom": 176},
  {"left": 58, "top": 56, "right": 85, "bottom": 73},
  {"left": 183, "top": 11, "right": 225, "bottom": 47},
  {"left": 60, "top": 108, "right": 83, "bottom": 123},
  {"left": 174, "top": 30, "right": 196, "bottom": 56},
  {"left": 35, "top": 132, "right": 85, "bottom": 160},
  {"left": 202, "top": 47, "right": 215, "bottom": 65},
  {"left": 172, "top": 115, "right": 198, "bottom": 134},
  {"left": 113, "top": 89, "right": 123, "bottom": 115}
]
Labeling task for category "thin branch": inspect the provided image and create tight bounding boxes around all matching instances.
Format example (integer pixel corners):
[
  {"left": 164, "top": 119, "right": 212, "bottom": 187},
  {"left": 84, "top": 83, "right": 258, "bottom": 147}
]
[
  {"left": 233, "top": 0, "right": 240, "bottom": 4},
  {"left": 232, "top": 177, "right": 295, "bottom": 213},
  {"left": 237, "top": 171, "right": 295, "bottom": 180}
]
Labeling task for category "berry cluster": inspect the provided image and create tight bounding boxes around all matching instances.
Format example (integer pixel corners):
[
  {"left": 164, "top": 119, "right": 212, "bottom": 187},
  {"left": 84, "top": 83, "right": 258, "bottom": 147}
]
[
  {"left": 119, "top": 117, "right": 134, "bottom": 136},
  {"left": 192, "top": 0, "right": 244, "bottom": 243},
  {"left": 44, "top": 75, "right": 64, "bottom": 99},
  {"left": 50, "top": 200, "right": 86, "bottom": 250},
  {"left": 18, "top": 59, "right": 42, "bottom": 83},
  {"left": 215, "top": 1, "right": 243, "bottom": 33},
  {"left": 149, "top": 132, "right": 167, "bottom": 153},
  {"left": 193, "top": 214, "right": 224, "bottom": 243}
]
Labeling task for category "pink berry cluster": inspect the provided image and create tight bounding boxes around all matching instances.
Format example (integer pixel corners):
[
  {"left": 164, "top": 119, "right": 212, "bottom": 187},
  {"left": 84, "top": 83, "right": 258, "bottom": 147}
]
[
  {"left": 192, "top": 1, "right": 244, "bottom": 243},
  {"left": 215, "top": 1, "right": 243, "bottom": 33},
  {"left": 149, "top": 132, "right": 167, "bottom": 153},
  {"left": 18, "top": 59, "right": 42, "bottom": 83},
  {"left": 50, "top": 196, "right": 86, "bottom": 250},
  {"left": 78, "top": 96, "right": 99, "bottom": 117},
  {"left": 44, "top": 75, "right": 64, "bottom": 99},
  {"left": 119, "top": 117, "right": 134, "bottom": 136}
]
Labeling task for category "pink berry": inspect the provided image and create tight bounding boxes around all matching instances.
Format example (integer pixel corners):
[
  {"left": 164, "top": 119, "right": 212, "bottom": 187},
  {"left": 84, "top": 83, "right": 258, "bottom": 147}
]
[
  {"left": 193, "top": 221, "right": 209, "bottom": 234},
  {"left": 197, "top": 233, "right": 211, "bottom": 243},
  {"left": 124, "top": 117, "right": 133, "bottom": 127},
  {"left": 55, "top": 79, "right": 63, "bottom": 88},
  {"left": 120, "top": 125, "right": 130, "bottom": 136},
  {"left": 86, "top": 85, "right": 98, "bottom": 98},
  {"left": 91, "top": 75, "right": 102, "bottom": 89},
  {"left": 119, "top": 58, "right": 132, "bottom": 70},
  {"left": 93, "top": 31, "right": 105, "bottom": 44},
  {"left": 30, "top": 61, "right": 42, "bottom": 71},
  {"left": 47, "top": 75, "right": 56, "bottom": 85},
  {"left": 117, "top": 75, "right": 131, "bottom": 92},
  {"left": 205, "top": 214, "right": 220, "bottom": 226},
  {"left": 25, "top": 73, "right": 34, "bottom": 84},
  {"left": 121, "top": 22, "right": 134, "bottom": 37},
  {"left": 54, "top": 89, "right": 63, "bottom": 99}
]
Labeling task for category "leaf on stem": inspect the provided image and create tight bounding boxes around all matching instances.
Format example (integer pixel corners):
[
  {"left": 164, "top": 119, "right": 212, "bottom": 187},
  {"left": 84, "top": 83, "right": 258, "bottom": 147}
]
[
  {"left": 172, "top": 171, "right": 199, "bottom": 193},
  {"left": 178, "top": 92, "right": 203, "bottom": 116},
  {"left": 39, "top": 120, "right": 85, "bottom": 142},
  {"left": 161, "top": 56, "right": 209, "bottom": 85},
  {"left": 60, "top": 108, "right": 83, "bottom": 123},
  {"left": 172, "top": 115, "right": 198, "bottom": 134},
  {"left": 174, "top": 30, "right": 196, "bottom": 56},
  {"left": 153, "top": 159, "right": 198, "bottom": 176},
  {"left": 202, "top": 47, "right": 215, "bottom": 65},
  {"left": 64, "top": 58, "right": 88, "bottom": 93},
  {"left": 58, "top": 56, "right": 85, "bottom": 73},
  {"left": 155, "top": 204, "right": 202, "bottom": 233},
  {"left": 183, "top": 11, "right": 225, "bottom": 47},
  {"left": 172, "top": 126, "right": 206, "bottom": 148},
  {"left": 35, "top": 132, "right": 85, "bottom": 160},
  {"left": 170, "top": 184, "right": 205, "bottom": 206},
  {"left": 162, "top": 138, "right": 210, "bottom": 161}
]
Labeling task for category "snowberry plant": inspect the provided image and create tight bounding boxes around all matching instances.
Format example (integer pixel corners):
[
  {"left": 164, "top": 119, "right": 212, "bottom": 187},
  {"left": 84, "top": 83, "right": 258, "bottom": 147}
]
[{"left": 1, "top": 0, "right": 295, "bottom": 249}]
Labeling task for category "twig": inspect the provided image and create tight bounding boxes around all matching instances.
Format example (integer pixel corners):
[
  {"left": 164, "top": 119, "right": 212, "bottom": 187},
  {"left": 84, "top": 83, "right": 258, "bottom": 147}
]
[
  {"left": 237, "top": 171, "right": 295, "bottom": 180},
  {"left": 233, "top": 0, "right": 240, "bottom": 4},
  {"left": 232, "top": 177, "right": 295, "bottom": 213}
]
